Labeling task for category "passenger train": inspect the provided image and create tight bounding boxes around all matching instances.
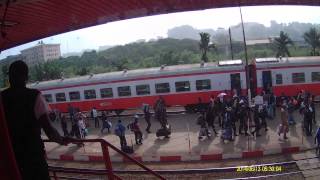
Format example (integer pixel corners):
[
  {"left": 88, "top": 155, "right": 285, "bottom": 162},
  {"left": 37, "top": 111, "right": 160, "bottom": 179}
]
[{"left": 28, "top": 56, "right": 320, "bottom": 113}]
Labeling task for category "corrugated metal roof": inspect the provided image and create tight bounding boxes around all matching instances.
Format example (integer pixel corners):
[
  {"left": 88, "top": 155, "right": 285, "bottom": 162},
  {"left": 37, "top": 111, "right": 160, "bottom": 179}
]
[{"left": 1, "top": 0, "right": 320, "bottom": 51}]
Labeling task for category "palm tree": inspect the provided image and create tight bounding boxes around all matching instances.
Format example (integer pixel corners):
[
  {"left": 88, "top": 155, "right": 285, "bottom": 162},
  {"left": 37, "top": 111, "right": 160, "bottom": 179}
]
[
  {"left": 199, "top": 32, "right": 215, "bottom": 62},
  {"left": 273, "top": 31, "right": 294, "bottom": 57},
  {"left": 303, "top": 27, "right": 320, "bottom": 56}
]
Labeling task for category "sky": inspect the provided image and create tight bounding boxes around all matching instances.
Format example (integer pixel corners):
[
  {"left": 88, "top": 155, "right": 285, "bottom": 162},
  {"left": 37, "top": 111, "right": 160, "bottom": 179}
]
[{"left": 1, "top": 5, "right": 320, "bottom": 59}]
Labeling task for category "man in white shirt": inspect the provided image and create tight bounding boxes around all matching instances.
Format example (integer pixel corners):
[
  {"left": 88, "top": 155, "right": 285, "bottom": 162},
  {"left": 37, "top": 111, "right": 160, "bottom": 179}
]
[{"left": 92, "top": 107, "right": 99, "bottom": 128}]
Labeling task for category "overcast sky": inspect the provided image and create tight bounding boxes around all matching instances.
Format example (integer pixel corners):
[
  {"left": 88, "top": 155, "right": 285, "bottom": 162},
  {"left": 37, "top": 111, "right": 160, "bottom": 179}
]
[{"left": 1, "top": 5, "right": 320, "bottom": 59}]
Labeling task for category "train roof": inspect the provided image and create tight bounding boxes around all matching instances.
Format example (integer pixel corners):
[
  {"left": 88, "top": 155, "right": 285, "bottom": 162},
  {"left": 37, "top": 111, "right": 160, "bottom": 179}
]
[
  {"left": 255, "top": 56, "right": 320, "bottom": 68},
  {"left": 28, "top": 60, "right": 244, "bottom": 90}
]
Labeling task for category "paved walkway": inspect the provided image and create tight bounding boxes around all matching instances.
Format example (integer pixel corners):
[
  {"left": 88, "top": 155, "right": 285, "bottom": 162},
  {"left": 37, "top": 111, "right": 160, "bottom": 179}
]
[
  {"left": 44, "top": 106, "right": 319, "bottom": 162},
  {"left": 292, "top": 149, "right": 320, "bottom": 180}
]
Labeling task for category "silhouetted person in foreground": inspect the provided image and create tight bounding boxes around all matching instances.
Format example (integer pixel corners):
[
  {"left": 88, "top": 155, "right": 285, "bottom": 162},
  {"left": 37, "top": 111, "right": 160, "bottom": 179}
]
[{"left": 1, "top": 61, "right": 72, "bottom": 180}]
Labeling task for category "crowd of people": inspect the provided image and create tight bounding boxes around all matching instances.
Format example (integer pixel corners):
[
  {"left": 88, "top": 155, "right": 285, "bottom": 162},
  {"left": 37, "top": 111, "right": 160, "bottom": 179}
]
[
  {"left": 196, "top": 89, "right": 318, "bottom": 143},
  {"left": 50, "top": 90, "right": 319, "bottom": 152}
]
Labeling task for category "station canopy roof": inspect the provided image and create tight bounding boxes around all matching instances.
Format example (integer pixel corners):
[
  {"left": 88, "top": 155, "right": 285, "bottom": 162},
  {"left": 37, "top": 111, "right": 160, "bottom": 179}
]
[{"left": 0, "top": 0, "right": 319, "bottom": 51}]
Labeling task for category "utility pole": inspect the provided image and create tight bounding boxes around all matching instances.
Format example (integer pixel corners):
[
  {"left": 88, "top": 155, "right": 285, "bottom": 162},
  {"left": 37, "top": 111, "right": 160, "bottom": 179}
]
[
  {"left": 228, "top": 28, "right": 234, "bottom": 60},
  {"left": 239, "top": 7, "right": 251, "bottom": 105},
  {"left": 240, "top": 6, "right": 252, "bottom": 152}
]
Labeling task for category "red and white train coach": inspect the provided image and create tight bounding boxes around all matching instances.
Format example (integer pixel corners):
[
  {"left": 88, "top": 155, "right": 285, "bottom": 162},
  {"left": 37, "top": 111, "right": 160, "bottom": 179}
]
[
  {"left": 254, "top": 56, "right": 320, "bottom": 97},
  {"left": 28, "top": 56, "right": 320, "bottom": 113}
]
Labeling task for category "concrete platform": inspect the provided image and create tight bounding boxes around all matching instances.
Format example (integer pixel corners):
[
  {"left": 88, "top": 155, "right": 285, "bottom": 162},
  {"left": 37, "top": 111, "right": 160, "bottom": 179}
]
[{"left": 44, "top": 106, "right": 320, "bottom": 162}]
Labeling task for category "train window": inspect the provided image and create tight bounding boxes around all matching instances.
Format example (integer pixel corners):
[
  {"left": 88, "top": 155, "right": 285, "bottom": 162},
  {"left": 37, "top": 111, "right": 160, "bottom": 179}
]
[
  {"left": 155, "top": 83, "right": 170, "bottom": 93},
  {"left": 196, "top": 79, "right": 211, "bottom": 90},
  {"left": 276, "top": 74, "right": 283, "bottom": 85},
  {"left": 55, "top": 93, "right": 66, "bottom": 102},
  {"left": 100, "top": 88, "right": 113, "bottom": 98},
  {"left": 69, "top": 91, "right": 80, "bottom": 101},
  {"left": 292, "top": 73, "right": 305, "bottom": 83},
  {"left": 118, "top": 86, "right": 131, "bottom": 97},
  {"left": 84, "top": 89, "right": 96, "bottom": 99},
  {"left": 136, "top": 84, "right": 150, "bottom": 95},
  {"left": 43, "top": 94, "right": 53, "bottom": 102},
  {"left": 312, "top": 72, "right": 320, "bottom": 82},
  {"left": 175, "top": 81, "right": 190, "bottom": 92}
]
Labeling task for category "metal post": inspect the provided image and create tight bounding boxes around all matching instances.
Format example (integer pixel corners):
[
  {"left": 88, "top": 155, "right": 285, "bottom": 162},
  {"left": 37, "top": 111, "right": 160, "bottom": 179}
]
[
  {"left": 228, "top": 28, "right": 234, "bottom": 60},
  {"left": 101, "top": 141, "right": 115, "bottom": 180},
  {"left": 239, "top": 6, "right": 252, "bottom": 152},
  {"left": 239, "top": 6, "right": 250, "bottom": 102}
]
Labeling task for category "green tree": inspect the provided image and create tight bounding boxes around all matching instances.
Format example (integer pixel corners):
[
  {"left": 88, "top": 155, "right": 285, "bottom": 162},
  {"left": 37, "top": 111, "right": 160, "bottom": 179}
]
[
  {"left": 112, "top": 58, "right": 129, "bottom": 71},
  {"left": 199, "top": 32, "right": 216, "bottom": 62},
  {"left": 303, "top": 27, "right": 320, "bottom": 56},
  {"left": 273, "top": 31, "right": 294, "bottom": 57},
  {"left": 33, "top": 64, "right": 45, "bottom": 81},
  {"left": 76, "top": 67, "right": 89, "bottom": 76},
  {"left": 31, "top": 62, "right": 62, "bottom": 81}
]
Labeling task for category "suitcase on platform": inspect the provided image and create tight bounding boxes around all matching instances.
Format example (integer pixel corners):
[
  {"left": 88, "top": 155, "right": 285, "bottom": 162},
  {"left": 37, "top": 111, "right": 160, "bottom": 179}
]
[
  {"left": 121, "top": 145, "right": 134, "bottom": 154},
  {"left": 156, "top": 124, "right": 171, "bottom": 137}
]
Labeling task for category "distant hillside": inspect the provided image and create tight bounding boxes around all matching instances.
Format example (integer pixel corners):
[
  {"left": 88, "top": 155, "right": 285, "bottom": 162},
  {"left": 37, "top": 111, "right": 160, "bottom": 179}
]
[{"left": 168, "top": 21, "right": 319, "bottom": 43}]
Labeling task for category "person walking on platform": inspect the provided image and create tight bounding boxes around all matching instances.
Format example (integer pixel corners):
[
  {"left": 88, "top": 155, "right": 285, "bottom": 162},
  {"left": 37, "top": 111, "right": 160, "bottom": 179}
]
[
  {"left": 260, "top": 104, "right": 268, "bottom": 132},
  {"left": 128, "top": 115, "right": 143, "bottom": 145},
  {"left": 206, "top": 97, "right": 218, "bottom": 135},
  {"left": 278, "top": 104, "right": 289, "bottom": 139},
  {"left": 68, "top": 104, "right": 75, "bottom": 122},
  {"left": 254, "top": 92, "right": 268, "bottom": 132},
  {"left": 233, "top": 98, "right": 240, "bottom": 135},
  {"left": 155, "top": 96, "right": 168, "bottom": 129},
  {"left": 197, "top": 114, "right": 211, "bottom": 140},
  {"left": 60, "top": 114, "right": 69, "bottom": 137},
  {"left": 143, "top": 103, "right": 151, "bottom": 133},
  {"left": 238, "top": 100, "right": 249, "bottom": 136},
  {"left": 304, "top": 103, "right": 314, "bottom": 136},
  {"left": 268, "top": 92, "right": 276, "bottom": 119},
  {"left": 310, "top": 96, "right": 316, "bottom": 124},
  {"left": 101, "top": 111, "right": 111, "bottom": 133},
  {"left": 91, "top": 107, "right": 99, "bottom": 128},
  {"left": 70, "top": 116, "right": 81, "bottom": 139},
  {"left": 217, "top": 97, "right": 226, "bottom": 128},
  {"left": 115, "top": 119, "right": 127, "bottom": 148},
  {"left": 251, "top": 105, "right": 261, "bottom": 137},
  {"left": 287, "top": 98, "right": 296, "bottom": 125},
  {"left": 221, "top": 105, "right": 234, "bottom": 141},
  {"left": 77, "top": 112, "right": 87, "bottom": 139}
]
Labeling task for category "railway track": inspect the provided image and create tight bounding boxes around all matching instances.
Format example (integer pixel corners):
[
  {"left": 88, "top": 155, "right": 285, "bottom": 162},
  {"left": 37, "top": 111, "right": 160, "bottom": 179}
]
[{"left": 48, "top": 150, "right": 320, "bottom": 179}]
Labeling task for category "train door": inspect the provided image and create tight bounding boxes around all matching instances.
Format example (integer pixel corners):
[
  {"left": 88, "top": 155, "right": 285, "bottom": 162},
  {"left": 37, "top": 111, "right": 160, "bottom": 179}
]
[
  {"left": 248, "top": 64, "right": 257, "bottom": 97},
  {"left": 230, "top": 73, "right": 241, "bottom": 95},
  {"left": 262, "top": 71, "right": 272, "bottom": 93}
]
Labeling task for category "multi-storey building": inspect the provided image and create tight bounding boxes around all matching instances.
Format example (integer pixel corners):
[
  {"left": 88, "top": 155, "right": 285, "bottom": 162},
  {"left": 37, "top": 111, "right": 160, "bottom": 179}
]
[{"left": 21, "top": 41, "right": 60, "bottom": 66}]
